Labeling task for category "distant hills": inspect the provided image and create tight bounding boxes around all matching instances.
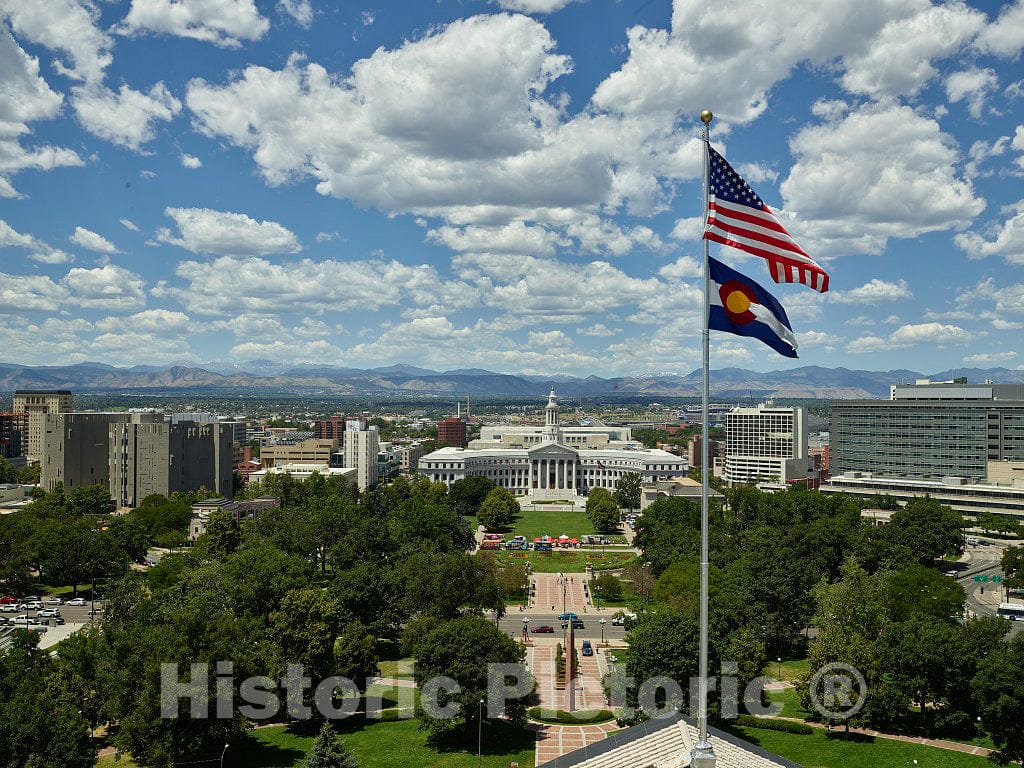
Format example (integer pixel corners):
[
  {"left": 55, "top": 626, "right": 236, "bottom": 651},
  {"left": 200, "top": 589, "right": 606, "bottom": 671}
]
[{"left": 1, "top": 361, "right": 1022, "bottom": 400}]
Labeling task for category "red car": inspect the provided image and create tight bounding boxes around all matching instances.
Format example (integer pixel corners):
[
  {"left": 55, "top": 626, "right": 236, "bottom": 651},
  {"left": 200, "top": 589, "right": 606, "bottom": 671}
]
[
  {"left": 531, "top": 625, "right": 555, "bottom": 634},
  {"left": 0, "top": 596, "right": 16, "bottom": 605}
]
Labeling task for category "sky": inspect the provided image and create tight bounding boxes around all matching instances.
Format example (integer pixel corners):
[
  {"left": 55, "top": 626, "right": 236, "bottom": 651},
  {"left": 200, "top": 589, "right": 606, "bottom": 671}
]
[{"left": 0, "top": 0, "right": 1023, "bottom": 377}]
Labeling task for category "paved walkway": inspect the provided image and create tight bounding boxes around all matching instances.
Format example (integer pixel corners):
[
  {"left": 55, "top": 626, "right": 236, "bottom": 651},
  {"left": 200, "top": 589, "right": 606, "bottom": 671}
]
[
  {"left": 772, "top": 716, "right": 994, "bottom": 757},
  {"left": 532, "top": 573, "right": 589, "bottom": 614},
  {"left": 530, "top": 721, "right": 619, "bottom": 766}
]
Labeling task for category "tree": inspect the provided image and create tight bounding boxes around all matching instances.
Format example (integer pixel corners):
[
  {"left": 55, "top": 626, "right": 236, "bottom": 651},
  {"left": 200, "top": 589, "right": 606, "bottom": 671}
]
[
  {"left": 477, "top": 487, "right": 519, "bottom": 532},
  {"left": 614, "top": 472, "right": 642, "bottom": 512},
  {"left": 201, "top": 509, "right": 241, "bottom": 556},
  {"left": 448, "top": 476, "right": 496, "bottom": 517},
  {"left": 883, "top": 564, "right": 965, "bottom": 622},
  {"left": 972, "top": 633, "right": 1024, "bottom": 762},
  {"left": 592, "top": 572, "right": 623, "bottom": 603},
  {"left": 332, "top": 620, "right": 379, "bottom": 695},
  {"left": 413, "top": 616, "right": 528, "bottom": 741},
  {"left": 888, "top": 498, "right": 964, "bottom": 565},
  {"left": 497, "top": 563, "right": 530, "bottom": 601},
  {"left": 270, "top": 587, "right": 344, "bottom": 682},
  {"left": 1003, "top": 546, "right": 1024, "bottom": 593},
  {"left": 586, "top": 488, "right": 619, "bottom": 533},
  {"left": 625, "top": 610, "right": 702, "bottom": 710},
  {"left": 66, "top": 484, "right": 116, "bottom": 517},
  {"left": 306, "top": 723, "right": 358, "bottom": 768}
]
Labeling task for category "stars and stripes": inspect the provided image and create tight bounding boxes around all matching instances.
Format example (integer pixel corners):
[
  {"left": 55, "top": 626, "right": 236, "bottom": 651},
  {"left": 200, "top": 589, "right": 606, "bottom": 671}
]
[{"left": 704, "top": 146, "right": 830, "bottom": 293}]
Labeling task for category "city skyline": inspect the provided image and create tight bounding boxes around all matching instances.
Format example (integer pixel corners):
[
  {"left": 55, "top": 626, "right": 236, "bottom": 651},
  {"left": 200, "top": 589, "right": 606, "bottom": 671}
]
[{"left": 1, "top": 0, "right": 1023, "bottom": 376}]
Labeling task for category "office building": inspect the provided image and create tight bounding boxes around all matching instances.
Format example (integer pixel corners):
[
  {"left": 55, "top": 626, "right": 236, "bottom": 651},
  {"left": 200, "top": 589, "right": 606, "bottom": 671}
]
[
  {"left": 13, "top": 390, "right": 73, "bottom": 462},
  {"left": 723, "top": 403, "right": 813, "bottom": 486},
  {"left": 314, "top": 415, "right": 346, "bottom": 441},
  {"left": 249, "top": 463, "right": 356, "bottom": 485},
  {"left": 0, "top": 413, "right": 22, "bottom": 460},
  {"left": 109, "top": 420, "right": 233, "bottom": 508},
  {"left": 399, "top": 443, "right": 424, "bottom": 473},
  {"left": 188, "top": 496, "right": 281, "bottom": 541},
  {"left": 685, "top": 435, "right": 722, "bottom": 469},
  {"left": 377, "top": 442, "right": 402, "bottom": 481},
  {"left": 220, "top": 421, "right": 248, "bottom": 444},
  {"left": 420, "top": 389, "right": 686, "bottom": 498},
  {"left": 42, "top": 412, "right": 159, "bottom": 492},
  {"left": 260, "top": 438, "right": 338, "bottom": 468},
  {"left": 345, "top": 423, "right": 379, "bottom": 491},
  {"left": 831, "top": 380, "right": 1024, "bottom": 481},
  {"left": 437, "top": 417, "right": 468, "bottom": 448}
]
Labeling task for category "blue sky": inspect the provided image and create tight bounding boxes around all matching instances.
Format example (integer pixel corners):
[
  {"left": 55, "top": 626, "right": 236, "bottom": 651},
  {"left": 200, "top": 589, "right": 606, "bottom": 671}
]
[{"left": 0, "top": 0, "right": 1023, "bottom": 376}]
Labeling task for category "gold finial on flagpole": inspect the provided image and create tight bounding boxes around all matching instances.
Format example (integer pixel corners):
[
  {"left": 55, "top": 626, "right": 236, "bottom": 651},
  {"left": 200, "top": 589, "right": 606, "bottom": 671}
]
[{"left": 700, "top": 109, "right": 713, "bottom": 124}]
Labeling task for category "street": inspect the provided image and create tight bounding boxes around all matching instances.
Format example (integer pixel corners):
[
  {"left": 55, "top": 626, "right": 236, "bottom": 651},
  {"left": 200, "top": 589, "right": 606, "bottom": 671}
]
[{"left": 497, "top": 611, "right": 628, "bottom": 642}]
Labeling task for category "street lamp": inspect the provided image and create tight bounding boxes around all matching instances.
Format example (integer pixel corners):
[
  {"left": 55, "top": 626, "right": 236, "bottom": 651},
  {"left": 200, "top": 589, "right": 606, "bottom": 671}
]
[
  {"left": 220, "top": 743, "right": 229, "bottom": 768},
  {"left": 600, "top": 617, "right": 606, "bottom": 645},
  {"left": 777, "top": 657, "right": 782, "bottom": 682},
  {"left": 477, "top": 698, "right": 484, "bottom": 768},
  {"left": 976, "top": 715, "right": 983, "bottom": 747},
  {"left": 523, "top": 616, "right": 529, "bottom": 641}
]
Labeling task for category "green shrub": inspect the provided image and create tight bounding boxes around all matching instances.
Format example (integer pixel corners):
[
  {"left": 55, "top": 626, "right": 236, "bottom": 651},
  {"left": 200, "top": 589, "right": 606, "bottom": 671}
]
[
  {"left": 527, "top": 707, "right": 615, "bottom": 725},
  {"left": 733, "top": 715, "right": 813, "bottom": 735}
]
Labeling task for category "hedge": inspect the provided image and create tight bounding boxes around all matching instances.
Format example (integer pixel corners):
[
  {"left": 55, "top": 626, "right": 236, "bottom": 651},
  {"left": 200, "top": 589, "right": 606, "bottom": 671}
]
[
  {"left": 733, "top": 715, "right": 813, "bottom": 735},
  {"left": 528, "top": 707, "right": 616, "bottom": 725}
]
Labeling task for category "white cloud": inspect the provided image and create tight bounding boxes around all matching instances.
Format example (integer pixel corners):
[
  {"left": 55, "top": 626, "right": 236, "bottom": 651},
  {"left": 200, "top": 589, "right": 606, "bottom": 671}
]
[
  {"left": 0, "top": 26, "right": 82, "bottom": 197},
  {"left": 315, "top": 231, "right": 339, "bottom": 243},
  {"left": 736, "top": 162, "right": 778, "bottom": 183},
  {"left": 955, "top": 201, "right": 1024, "bottom": 264},
  {"left": 846, "top": 322, "right": 971, "bottom": 353},
  {"left": 658, "top": 256, "right": 701, "bottom": 280},
  {"left": 69, "top": 226, "right": 118, "bottom": 253},
  {"left": 528, "top": 329, "right": 573, "bottom": 348},
  {"left": 839, "top": 2, "right": 985, "bottom": 99},
  {"left": 231, "top": 338, "right": 343, "bottom": 362},
  {"left": 965, "top": 134, "right": 1011, "bottom": 178},
  {"left": 72, "top": 82, "right": 182, "bottom": 151},
  {"left": 576, "top": 323, "right": 619, "bottom": 337},
  {"left": 494, "top": 0, "right": 579, "bottom": 12},
  {"left": 63, "top": 263, "right": 147, "bottom": 310},
  {"left": 95, "top": 308, "right": 193, "bottom": 335},
  {"left": 278, "top": 0, "right": 313, "bottom": 28},
  {"left": 945, "top": 67, "right": 998, "bottom": 118},
  {"left": 670, "top": 217, "right": 703, "bottom": 241},
  {"left": 120, "top": 218, "right": 140, "bottom": 231},
  {"left": 155, "top": 207, "right": 301, "bottom": 255},
  {"left": 0, "top": 219, "right": 71, "bottom": 264},
  {"left": 830, "top": 278, "right": 912, "bottom": 304},
  {"left": 957, "top": 278, "right": 1024, "bottom": 316},
  {"left": 975, "top": 0, "right": 1024, "bottom": 57},
  {"left": 0, "top": 0, "right": 113, "bottom": 84},
  {"left": 164, "top": 255, "right": 470, "bottom": 316},
  {"left": 116, "top": 0, "right": 270, "bottom": 48},
  {"left": 428, "top": 222, "right": 566, "bottom": 256},
  {"left": 781, "top": 103, "right": 985, "bottom": 257},
  {"left": 964, "top": 351, "right": 1017, "bottom": 365},
  {"left": 180, "top": 153, "right": 202, "bottom": 168}
]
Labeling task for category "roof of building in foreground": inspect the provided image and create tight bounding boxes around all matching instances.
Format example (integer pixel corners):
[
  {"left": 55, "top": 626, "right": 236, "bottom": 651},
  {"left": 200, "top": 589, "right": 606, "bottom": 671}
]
[{"left": 538, "top": 712, "right": 799, "bottom": 768}]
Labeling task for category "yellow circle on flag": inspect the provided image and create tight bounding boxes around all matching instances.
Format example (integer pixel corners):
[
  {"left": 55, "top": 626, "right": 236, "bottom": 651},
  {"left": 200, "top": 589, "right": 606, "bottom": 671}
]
[{"left": 725, "top": 290, "right": 751, "bottom": 314}]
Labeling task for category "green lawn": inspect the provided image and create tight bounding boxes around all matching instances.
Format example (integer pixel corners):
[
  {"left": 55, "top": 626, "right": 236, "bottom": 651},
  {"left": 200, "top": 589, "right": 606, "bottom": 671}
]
[
  {"left": 487, "top": 550, "right": 634, "bottom": 573},
  {"left": 728, "top": 725, "right": 992, "bottom": 768},
  {"left": 766, "top": 687, "right": 813, "bottom": 720},
  {"left": 227, "top": 719, "right": 534, "bottom": 768},
  {"left": 376, "top": 658, "right": 416, "bottom": 680},
  {"left": 504, "top": 508, "right": 629, "bottom": 545},
  {"left": 774, "top": 656, "right": 810, "bottom": 682}
]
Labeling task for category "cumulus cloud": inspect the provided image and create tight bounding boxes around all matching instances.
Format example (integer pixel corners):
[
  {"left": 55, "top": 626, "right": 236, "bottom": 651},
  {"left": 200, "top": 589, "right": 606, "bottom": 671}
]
[
  {"left": 0, "top": 0, "right": 113, "bottom": 84},
  {"left": 155, "top": 207, "right": 301, "bottom": 255},
  {"left": 0, "top": 26, "right": 82, "bottom": 197},
  {"left": 72, "top": 82, "right": 182, "bottom": 151},
  {"left": 428, "top": 221, "right": 566, "bottom": 256},
  {"left": 576, "top": 323, "right": 619, "bottom": 337},
  {"left": 781, "top": 103, "right": 985, "bottom": 257},
  {"left": 116, "top": 0, "right": 270, "bottom": 48},
  {"left": 0, "top": 219, "right": 72, "bottom": 264},
  {"left": 0, "top": 263, "right": 146, "bottom": 312},
  {"left": 964, "top": 351, "right": 1017, "bottom": 364},
  {"left": 494, "top": 0, "right": 579, "bottom": 12},
  {"left": 95, "top": 308, "right": 193, "bottom": 335},
  {"left": 975, "top": 0, "right": 1024, "bottom": 57},
  {"left": 120, "top": 218, "right": 140, "bottom": 231},
  {"left": 670, "top": 217, "right": 703, "bottom": 241},
  {"left": 945, "top": 67, "right": 998, "bottom": 118},
  {"left": 658, "top": 256, "right": 701, "bottom": 279},
  {"left": 830, "top": 278, "right": 912, "bottom": 304},
  {"left": 278, "top": 0, "right": 313, "bottom": 28},
  {"left": 957, "top": 278, "right": 1024, "bottom": 315},
  {"left": 528, "top": 329, "right": 573, "bottom": 348},
  {"left": 69, "top": 226, "right": 118, "bottom": 253},
  {"left": 180, "top": 153, "right": 202, "bottom": 168},
  {"left": 955, "top": 200, "right": 1024, "bottom": 264},
  {"left": 847, "top": 322, "right": 971, "bottom": 353}
]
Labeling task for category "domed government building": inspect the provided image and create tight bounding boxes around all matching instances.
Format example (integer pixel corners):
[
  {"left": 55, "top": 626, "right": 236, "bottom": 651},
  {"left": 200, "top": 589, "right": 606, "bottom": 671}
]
[{"left": 418, "top": 388, "right": 688, "bottom": 503}]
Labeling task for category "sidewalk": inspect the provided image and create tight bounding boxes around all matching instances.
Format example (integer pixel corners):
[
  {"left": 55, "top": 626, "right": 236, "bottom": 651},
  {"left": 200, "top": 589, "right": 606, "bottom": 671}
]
[{"left": 769, "top": 716, "right": 995, "bottom": 757}]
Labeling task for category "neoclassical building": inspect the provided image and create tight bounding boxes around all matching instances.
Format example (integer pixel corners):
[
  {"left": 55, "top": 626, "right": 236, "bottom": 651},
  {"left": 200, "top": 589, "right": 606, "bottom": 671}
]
[{"left": 418, "top": 388, "right": 688, "bottom": 500}]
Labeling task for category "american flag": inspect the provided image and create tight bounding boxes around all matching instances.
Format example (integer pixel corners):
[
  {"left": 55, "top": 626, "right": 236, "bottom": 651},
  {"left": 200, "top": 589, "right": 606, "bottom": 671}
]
[{"left": 704, "top": 146, "right": 829, "bottom": 293}]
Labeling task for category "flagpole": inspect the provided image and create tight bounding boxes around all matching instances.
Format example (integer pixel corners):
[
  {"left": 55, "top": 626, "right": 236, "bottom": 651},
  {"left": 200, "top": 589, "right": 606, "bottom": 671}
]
[{"left": 691, "top": 108, "right": 717, "bottom": 768}]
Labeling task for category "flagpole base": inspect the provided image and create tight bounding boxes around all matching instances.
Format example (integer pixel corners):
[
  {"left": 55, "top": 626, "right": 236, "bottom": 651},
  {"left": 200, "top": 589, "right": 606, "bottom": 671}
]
[{"left": 690, "top": 741, "right": 717, "bottom": 768}]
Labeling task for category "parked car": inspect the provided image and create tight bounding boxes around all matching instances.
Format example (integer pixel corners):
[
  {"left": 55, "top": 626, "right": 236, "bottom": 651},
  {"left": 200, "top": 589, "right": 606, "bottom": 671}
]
[
  {"left": 66, "top": 598, "right": 87, "bottom": 607},
  {"left": 19, "top": 602, "right": 42, "bottom": 611},
  {"left": 42, "top": 597, "right": 63, "bottom": 605},
  {"left": 581, "top": 640, "right": 593, "bottom": 656},
  {"left": 561, "top": 620, "right": 585, "bottom": 630},
  {"left": 0, "top": 596, "right": 16, "bottom": 605},
  {"left": 0, "top": 604, "right": 19, "bottom": 613},
  {"left": 20, "top": 595, "right": 40, "bottom": 602},
  {"left": 611, "top": 616, "right": 625, "bottom": 626},
  {"left": 557, "top": 612, "right": 579, "bottom": 621},
  {"left": 531, "top": 625, "right": 555, "bottom": 634}
]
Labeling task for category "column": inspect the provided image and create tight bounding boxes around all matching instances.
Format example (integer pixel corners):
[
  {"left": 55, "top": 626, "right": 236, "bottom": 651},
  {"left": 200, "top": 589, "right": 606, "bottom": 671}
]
[{"left": 541, "top": 459, "right": 547, "bottom": 489}]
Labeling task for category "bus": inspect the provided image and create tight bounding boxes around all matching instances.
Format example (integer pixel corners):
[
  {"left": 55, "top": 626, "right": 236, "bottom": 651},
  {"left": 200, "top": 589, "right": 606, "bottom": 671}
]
[{"left": 997, "top": 603, "right": 1024, "bottom": 621}]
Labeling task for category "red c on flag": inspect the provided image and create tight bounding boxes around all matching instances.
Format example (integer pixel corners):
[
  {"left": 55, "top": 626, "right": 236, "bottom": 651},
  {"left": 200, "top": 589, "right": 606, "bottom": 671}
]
[{"left": 719, "top": 280, "right": 758, "bottom": 324}]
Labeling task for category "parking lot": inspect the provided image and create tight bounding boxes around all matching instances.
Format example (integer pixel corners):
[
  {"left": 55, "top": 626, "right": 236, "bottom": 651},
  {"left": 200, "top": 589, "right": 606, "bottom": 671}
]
[{"left": 0, "top": 597, "right": 106, "bottom": 633}]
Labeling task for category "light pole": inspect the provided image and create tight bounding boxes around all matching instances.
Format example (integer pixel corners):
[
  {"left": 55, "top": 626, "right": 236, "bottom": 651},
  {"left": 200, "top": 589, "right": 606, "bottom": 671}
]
[
  {"left": 477, "top": 698, "right": 484, "bottom": 768},
  {"left": 220, "top": 743, "right": 229, "bottom": 768},
  {"left": 777, "top": 657, "right": 782, "bottom": 682},
  {"left": 600, "top": 617, "right": 606, "bottom": 645},
  {"left": 523, "top": 616, "right": 529, "bottom": 642},
  {"left": 976, "top": 715, "right": 983, "bottom": 747}
]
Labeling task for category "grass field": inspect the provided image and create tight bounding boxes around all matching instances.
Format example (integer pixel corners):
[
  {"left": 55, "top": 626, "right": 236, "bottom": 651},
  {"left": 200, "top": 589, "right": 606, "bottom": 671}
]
[
  {"left": 505, "top": 508, "right": 629, "bottom": 545},
  {"left": 488, "top": 550, "right": 634, "bottom": 573},
  {"left": 376, "top": 658, "right": 416, "bottom": 680},
  {"left": 774, "top": 656, "right": 811, "bottom": 682},
  {"left": 728, "top": 725, "right": 992, "bottom": 768},
  {"left": 766, "top": 687, "right": 813, "bottom": 720}
]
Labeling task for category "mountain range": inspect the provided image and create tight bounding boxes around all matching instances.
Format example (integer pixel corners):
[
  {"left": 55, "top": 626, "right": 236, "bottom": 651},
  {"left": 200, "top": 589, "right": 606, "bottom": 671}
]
[{"left": 1, "top": 361, "right": 1021, "bottom": 400}]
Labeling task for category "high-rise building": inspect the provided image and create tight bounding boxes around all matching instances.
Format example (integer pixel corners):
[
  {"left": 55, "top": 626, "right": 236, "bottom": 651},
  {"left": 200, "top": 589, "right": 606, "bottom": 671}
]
[
  {"left": 831, "top": 381, "right": 1024, "bottom": 481},
  {"left": 314, "top": 415, "right": 346, "bottom": 441},
  {"left": 0, "top": 412, "right": 23, "bottom": 460},
  {"left": 344, "top": 423, "right": 379, "bottom": 491},
  {"left": 42, "top": 412, "right": 159, "bottom": 492},
  {"left": 723, "top": 404, "right": 812, "bottom": 486},
  {"left": 109, "top": 420, "right": 233, "bottom": 508},
  {"left": 437, "top": 417, "right": 467, "bottom": 448},
  {"left": 13, "top": 390, "right": 73, "bottom": 462}
]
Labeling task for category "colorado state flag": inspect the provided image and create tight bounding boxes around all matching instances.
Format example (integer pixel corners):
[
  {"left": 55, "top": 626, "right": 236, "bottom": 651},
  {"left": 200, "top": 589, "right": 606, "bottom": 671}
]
[{"left": 709, "top": 256, "right": 798, "bottom": 359}]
